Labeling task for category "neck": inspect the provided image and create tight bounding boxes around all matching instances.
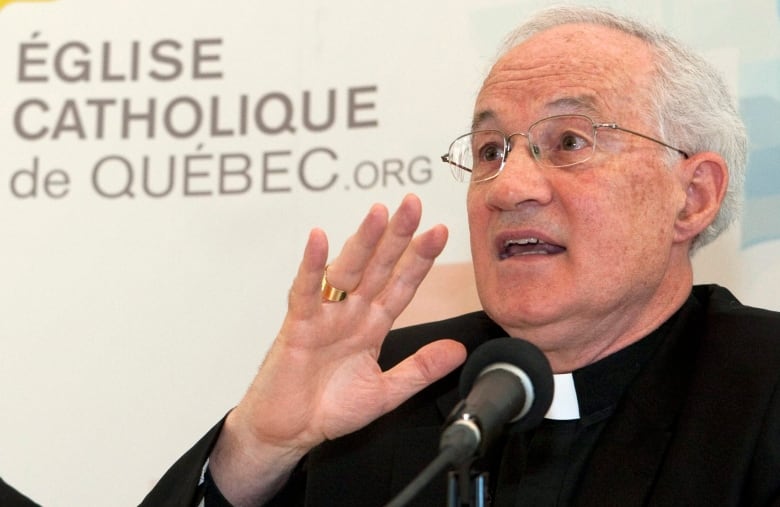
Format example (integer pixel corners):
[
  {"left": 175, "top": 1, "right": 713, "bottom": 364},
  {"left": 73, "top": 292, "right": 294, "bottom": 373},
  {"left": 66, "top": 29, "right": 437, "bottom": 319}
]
[{"left": 526, "top": 266, "right": 693, "bottom": 373}]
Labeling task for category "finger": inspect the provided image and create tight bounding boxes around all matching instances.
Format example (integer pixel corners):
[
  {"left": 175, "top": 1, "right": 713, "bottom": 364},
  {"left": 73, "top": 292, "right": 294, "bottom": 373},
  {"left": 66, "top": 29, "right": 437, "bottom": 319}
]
[
  {"left": 323, "top": 203, "right": 389, "bottom": 292},
  {"left": 357, "top": 194, "right": 426, "bottom": 298},
  {"left": 375, "top": 223, "right": 449, "bottom": 318},
  {"left": 287, "top": 228, "right": 329, "bottom": 318},
  {"left": 380, "top": 339, "right": 467, "bottom": 413}
]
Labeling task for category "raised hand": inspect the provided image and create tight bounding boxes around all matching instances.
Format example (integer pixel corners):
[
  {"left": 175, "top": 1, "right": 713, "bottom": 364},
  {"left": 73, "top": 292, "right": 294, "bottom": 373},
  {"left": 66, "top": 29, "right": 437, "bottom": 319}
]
[{"left": 209, "top": 194, "right": 467, "bottom": 506}]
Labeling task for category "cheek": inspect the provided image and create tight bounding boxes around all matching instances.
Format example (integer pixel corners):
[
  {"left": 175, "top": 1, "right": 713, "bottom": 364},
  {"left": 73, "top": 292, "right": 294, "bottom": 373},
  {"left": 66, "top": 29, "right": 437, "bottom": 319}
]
[
  {"left": 466, "top": 190, "right": 495, "bottom": 276},
  {"left": 466, "top": 189, "right": 484, "bottom": 235},
  {"left": 568, "top": 167, "right": 676, "bottom": 261},
  {"left": 628, "top": 169, "right": 681, "bottom": 233},
  {"left": 600, "top": 170, "right": 679, "bottom": 259}
]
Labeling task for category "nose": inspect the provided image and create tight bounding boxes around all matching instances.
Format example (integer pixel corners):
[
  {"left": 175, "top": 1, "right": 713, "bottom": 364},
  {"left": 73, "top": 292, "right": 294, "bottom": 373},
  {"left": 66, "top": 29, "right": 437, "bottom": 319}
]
[{"left": 480, "top": 137, "right": 554, "bottom": 209}]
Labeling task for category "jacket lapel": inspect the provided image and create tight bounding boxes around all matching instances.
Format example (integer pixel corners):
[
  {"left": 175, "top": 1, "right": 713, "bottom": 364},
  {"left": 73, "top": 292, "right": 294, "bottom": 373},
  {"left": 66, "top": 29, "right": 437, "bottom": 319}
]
[{"left": 574, "top": 299, "right": 702, "bottom": 507}]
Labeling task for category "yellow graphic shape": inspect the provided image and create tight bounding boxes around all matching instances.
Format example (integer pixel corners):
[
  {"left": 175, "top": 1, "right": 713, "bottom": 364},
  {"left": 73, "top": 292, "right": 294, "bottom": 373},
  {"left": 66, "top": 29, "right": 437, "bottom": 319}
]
[{"left": 0, "top": 0, "right": 57, "bottom": 11}]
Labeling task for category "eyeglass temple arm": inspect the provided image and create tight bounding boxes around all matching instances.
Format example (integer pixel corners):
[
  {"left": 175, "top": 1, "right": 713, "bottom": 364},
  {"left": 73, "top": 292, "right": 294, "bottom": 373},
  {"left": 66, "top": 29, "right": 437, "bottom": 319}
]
[
  {"left": 441, "top": 154, "right": 474, "bottom": 173},
  {"left": 598, "top": 123, "right": 689, "bottom": 159}
]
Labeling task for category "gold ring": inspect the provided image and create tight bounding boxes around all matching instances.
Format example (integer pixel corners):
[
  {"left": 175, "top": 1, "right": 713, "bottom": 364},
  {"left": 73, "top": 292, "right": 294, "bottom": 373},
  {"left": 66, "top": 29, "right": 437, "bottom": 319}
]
[{"left": 321, "top": 266, "right": 347, "bottom": 302}]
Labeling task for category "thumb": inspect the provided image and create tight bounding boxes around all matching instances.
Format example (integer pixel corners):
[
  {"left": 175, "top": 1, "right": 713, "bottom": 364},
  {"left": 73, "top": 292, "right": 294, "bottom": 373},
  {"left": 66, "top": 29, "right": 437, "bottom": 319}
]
[{"left": 381, "top": 339, "right": 467, "bottom": 413}]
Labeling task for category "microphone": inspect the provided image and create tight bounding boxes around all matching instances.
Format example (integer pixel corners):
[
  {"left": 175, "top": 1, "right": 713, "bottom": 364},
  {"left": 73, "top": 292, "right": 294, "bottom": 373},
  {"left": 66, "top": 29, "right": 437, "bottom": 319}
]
[
  {"left": 440, "top": 337, "right": 555, "bottom": 466},
  {"left": 384, "top": 337, "right": 554, "bottom": 507}
]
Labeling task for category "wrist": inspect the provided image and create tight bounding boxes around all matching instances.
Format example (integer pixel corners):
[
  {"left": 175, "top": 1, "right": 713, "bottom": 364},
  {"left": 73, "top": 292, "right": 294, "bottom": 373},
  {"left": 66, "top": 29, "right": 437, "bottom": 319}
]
[{"left": 208, "top": 410, "right": 308, "bottom": 507}]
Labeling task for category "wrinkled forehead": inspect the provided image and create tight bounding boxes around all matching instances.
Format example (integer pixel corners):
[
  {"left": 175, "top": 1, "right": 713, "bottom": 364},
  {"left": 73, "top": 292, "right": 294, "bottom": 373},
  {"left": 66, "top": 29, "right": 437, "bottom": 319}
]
[{"left": 475, "top": 23, "right": 657, "bottom": 130}]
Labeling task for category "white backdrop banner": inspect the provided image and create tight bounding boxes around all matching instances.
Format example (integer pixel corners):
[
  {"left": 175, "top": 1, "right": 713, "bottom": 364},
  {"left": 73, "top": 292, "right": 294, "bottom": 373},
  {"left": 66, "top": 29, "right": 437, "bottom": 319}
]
[{"left": 1, "top": 0, "right": 778, "bottom": 505}]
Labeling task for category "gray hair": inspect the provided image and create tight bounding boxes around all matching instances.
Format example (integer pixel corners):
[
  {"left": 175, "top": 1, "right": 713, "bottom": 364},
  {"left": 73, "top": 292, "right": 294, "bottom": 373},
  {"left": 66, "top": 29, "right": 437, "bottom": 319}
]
[{"left": 495, "top": 5, "right": 747, "bottom": 252}]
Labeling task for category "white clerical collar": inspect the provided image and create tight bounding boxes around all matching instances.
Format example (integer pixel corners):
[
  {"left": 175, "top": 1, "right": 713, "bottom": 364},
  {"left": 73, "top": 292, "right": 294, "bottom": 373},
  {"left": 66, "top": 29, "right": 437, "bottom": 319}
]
[{"left": 545, "top": 373, "right": 580, "bottom": 420}]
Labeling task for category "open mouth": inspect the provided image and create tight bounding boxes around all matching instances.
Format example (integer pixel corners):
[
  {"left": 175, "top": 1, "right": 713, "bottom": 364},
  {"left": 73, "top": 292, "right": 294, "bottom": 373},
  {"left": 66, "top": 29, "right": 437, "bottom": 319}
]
[{"left": 499, "top": 237, "right": 566, "bottom": 259}]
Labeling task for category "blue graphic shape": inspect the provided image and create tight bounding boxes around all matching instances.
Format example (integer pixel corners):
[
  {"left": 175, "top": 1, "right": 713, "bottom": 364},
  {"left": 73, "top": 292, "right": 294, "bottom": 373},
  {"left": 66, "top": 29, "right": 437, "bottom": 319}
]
[{"left": 740, "top": 94, "right": 780, "bottom": 248}]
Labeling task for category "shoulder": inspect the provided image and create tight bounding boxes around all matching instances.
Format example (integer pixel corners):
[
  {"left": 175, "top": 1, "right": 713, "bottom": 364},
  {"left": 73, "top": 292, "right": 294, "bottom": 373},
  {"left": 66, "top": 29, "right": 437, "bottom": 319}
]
[
  {"left": 696, "top": 284, "right": 780, "bottom": 322},
  {"left": 691, "top": 283, "right": 780, "bottom": 381},
  {"left": 694, "top": 284, "right": 780, "bottom": 351},
  {"left": 0, "top": 478, "right": 39, "bottom": 507}
]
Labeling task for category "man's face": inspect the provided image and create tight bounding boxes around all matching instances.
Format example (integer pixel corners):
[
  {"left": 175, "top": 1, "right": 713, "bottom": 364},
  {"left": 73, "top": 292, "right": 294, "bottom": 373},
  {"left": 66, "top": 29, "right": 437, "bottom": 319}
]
[{"left": 467, "top": 24, "right": 691, "bottom": 368}]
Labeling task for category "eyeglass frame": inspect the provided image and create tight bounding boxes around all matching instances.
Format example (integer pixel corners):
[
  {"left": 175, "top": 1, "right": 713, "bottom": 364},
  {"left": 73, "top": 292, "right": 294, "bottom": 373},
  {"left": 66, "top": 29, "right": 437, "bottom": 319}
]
[{"left": 440, "top": 114, "right": 690, "bottom": 183}]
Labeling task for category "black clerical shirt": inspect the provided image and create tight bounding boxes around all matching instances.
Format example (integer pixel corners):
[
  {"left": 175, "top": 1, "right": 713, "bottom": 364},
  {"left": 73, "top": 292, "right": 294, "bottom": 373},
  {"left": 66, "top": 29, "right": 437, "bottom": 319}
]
[{"left": 486, "top": 314, "right": 672, "bottom": 507}]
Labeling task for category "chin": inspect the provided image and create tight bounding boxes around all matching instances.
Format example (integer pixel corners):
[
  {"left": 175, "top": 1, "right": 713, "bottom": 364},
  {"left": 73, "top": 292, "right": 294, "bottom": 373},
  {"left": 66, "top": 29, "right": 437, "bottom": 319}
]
[{"left": 483, "top": 297, "right": 564, "bottom": 335}]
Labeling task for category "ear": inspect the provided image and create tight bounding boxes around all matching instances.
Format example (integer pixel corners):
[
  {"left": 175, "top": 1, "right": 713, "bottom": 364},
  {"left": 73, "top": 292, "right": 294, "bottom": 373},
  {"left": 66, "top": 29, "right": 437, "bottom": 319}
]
[{"left": 673, "top": 152, "right": 729, "bottom": 244}]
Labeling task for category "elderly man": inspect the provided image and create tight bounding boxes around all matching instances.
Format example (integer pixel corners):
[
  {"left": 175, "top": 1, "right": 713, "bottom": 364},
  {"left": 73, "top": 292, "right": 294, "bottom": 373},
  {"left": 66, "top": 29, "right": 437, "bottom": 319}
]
[{"left": 142, "top": 5, "right": 780, "bottom": 507}]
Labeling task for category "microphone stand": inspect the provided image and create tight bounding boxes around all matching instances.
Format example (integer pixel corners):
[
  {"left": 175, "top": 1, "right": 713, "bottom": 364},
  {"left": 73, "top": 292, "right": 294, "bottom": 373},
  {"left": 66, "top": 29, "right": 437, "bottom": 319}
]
[
  {"left": 447, "top": 461, "right": 489, "bottom": 507},
  {"left": 385, "top": 398, "right": 496, "bottom": 507},
  {"left": 383, "top": 453, "right": 489, "bottom": 507}
]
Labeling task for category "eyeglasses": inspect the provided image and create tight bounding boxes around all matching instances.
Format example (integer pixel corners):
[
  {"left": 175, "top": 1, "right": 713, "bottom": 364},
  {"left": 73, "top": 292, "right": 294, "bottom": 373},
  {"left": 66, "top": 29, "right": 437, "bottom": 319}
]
[{"left": 440, "top": 114, "right": 689, "bottom": 183}]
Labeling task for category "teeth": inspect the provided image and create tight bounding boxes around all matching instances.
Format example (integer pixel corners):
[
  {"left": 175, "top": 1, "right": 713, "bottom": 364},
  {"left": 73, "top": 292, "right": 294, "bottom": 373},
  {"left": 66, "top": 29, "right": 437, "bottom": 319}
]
[{"left": 505, "top": 237, "right": 545, "bottom": 246}]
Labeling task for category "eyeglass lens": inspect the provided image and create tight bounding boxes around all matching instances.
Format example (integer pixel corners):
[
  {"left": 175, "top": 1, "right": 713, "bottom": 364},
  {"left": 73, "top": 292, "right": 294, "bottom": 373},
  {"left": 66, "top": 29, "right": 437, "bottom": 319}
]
[{"left": 448, "top": 115, "right": 597, "bottom": 181}]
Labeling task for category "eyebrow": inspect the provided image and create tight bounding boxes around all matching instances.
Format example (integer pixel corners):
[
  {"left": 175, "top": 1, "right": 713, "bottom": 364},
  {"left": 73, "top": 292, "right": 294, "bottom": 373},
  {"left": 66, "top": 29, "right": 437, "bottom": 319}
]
[
  {"left": 547, "top": 96, "right": 601, "bottom": 117},
  {"left": 471, "top": 95, "right": 603, "bottom": 131},
  {"left": 471, "top": 110, "right": 496, "bottom": 131}
]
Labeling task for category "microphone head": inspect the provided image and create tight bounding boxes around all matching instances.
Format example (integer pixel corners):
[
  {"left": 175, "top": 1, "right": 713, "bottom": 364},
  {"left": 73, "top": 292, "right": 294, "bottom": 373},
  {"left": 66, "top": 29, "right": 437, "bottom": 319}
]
[{"left": 459, "top": 337, "right": 554, "bottom": 432}]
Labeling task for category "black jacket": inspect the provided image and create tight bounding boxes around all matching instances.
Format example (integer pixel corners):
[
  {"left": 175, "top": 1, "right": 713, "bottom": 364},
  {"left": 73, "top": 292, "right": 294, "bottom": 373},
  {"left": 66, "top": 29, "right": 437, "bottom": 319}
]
[{"left": 140, "top": 285, "right": 780, "bottom": 506}]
